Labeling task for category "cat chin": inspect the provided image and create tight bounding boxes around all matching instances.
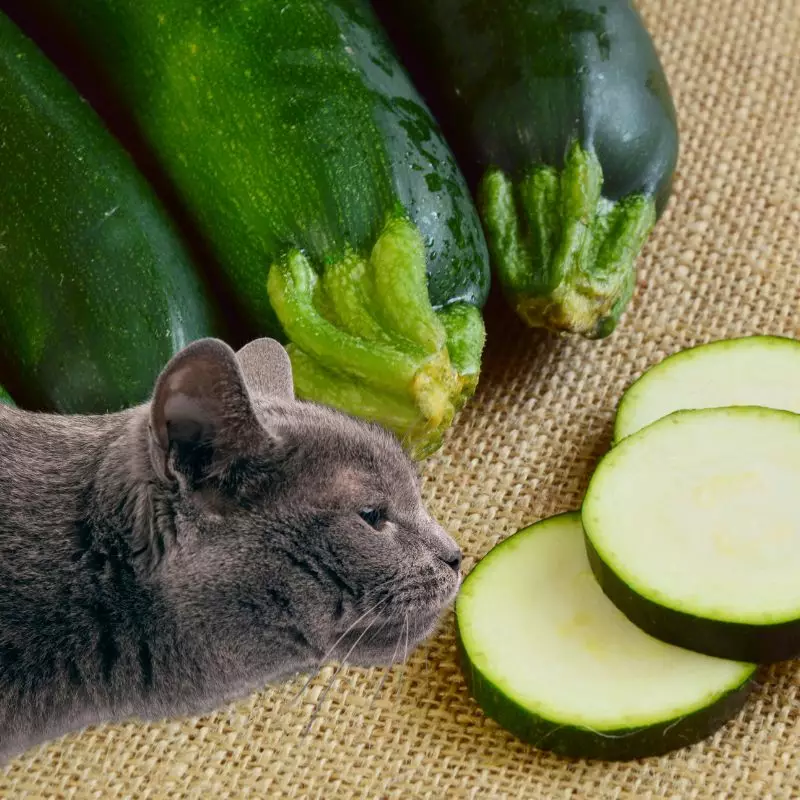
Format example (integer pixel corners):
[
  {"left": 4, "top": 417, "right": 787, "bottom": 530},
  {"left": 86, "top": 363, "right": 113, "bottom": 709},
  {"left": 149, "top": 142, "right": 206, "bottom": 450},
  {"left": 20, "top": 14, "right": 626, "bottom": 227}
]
[{"left": 336, "top": 606, "right": 452, "bottom": 668}]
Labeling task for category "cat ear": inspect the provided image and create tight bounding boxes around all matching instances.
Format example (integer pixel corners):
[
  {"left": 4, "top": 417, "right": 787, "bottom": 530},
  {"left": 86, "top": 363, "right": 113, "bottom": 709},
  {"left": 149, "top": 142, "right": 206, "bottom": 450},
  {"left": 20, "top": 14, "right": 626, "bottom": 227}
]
[
  {"left": 236, "top": 337, "right": 294, "bottom": 401},
  {"left": 148, "top": 337, "right": 262, "bottom": 483}
]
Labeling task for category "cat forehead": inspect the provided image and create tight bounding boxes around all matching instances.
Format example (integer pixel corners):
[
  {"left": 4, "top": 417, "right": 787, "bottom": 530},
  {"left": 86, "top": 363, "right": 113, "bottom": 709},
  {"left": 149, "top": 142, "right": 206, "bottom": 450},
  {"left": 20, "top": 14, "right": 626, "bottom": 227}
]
[
  {"left": 308, "top": 423, "right": 417, "bottom": 487},
  {"left": 325, "top": 463, "right": 416, "bottom": 498},
  {"left": 251, "top": 397, "right": 415, "bottom": 479}
]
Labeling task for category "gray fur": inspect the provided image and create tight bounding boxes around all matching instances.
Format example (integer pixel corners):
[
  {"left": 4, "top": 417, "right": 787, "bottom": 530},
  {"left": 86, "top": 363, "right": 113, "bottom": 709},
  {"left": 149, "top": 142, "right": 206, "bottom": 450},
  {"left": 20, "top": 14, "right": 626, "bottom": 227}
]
[
  {"left": 236, "top": 337, "right": 294, "bottom": 401},
  {"left": 0, "top": 338, "right": 461, "bottom": 762}
]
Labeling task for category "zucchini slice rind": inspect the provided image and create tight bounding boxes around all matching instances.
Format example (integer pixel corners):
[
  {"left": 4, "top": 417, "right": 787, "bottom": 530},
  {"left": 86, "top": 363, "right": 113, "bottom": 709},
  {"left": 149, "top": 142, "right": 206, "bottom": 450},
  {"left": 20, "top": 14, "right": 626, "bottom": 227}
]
[{"left": 614, "top": 335, "right": 800, "bottom": 443}]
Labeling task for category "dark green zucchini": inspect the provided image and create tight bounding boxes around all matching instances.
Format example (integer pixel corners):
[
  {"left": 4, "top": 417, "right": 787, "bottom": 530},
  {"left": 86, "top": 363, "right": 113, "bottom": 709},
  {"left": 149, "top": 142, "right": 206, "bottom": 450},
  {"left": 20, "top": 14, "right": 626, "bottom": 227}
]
[
  {"left": 22, "top": 0, "right": 491, "bottom": 457},
  {"left": 0, "top": 11, "right": 221, "bottom": 414},
  {"left": 373, "top": 0, "right": 679, "bottom": 338}
]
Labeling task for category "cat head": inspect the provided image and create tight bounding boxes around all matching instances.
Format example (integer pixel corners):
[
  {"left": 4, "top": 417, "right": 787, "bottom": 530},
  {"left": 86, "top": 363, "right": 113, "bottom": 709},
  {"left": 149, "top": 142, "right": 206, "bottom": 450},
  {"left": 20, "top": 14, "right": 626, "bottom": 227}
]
[{"left": 146, "top": 337, "right": 461, "bottom": 669}]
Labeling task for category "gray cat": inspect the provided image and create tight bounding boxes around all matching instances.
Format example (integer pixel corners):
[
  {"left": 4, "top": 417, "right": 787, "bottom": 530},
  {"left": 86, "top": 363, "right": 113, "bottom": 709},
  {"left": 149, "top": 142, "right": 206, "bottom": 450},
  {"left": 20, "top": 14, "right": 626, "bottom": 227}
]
[{"left": 0, "top": 337, "right": 462, "bottom": 763}]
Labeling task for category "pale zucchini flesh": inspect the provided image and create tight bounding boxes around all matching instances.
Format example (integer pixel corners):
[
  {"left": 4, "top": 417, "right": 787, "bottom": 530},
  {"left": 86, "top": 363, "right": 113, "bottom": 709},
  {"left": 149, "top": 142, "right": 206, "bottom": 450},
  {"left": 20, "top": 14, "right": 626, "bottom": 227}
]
[
  {"left": 614, "top": 335, "right": 800, "bottom": 442},
  {"left": 584, "top": 406, "right": 800, "bottom": 662},
  {"left": 455, "top": 513, "right": 754, "bottom": 760}
]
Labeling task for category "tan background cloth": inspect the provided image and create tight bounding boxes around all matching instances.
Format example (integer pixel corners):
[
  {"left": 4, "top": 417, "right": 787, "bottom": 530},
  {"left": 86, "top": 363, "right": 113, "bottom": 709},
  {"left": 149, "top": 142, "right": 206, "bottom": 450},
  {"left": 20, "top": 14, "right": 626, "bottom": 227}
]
[{"left": 3, "top": 0, "right": 799, "bottom": 795}]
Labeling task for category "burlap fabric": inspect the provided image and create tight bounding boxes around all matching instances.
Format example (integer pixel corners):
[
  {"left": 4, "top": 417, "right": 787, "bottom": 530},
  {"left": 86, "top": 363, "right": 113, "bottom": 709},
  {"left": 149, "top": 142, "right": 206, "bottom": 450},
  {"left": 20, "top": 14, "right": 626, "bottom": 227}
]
[{"left": 3, "top": 0, "right": 799, "bottom": 795}]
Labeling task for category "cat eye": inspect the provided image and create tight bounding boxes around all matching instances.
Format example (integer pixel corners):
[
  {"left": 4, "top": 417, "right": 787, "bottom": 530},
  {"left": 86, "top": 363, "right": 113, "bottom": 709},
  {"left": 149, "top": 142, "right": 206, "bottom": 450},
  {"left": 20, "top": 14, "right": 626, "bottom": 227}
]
[{"left": 358, "top": 507, "right": 387, "bottom": 530}]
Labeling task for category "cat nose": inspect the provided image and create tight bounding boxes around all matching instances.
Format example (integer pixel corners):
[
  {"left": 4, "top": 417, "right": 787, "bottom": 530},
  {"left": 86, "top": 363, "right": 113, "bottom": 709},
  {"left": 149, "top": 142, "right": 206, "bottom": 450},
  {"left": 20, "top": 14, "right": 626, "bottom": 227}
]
[{"left": 439, "top": 547, "right": 462, "bottom": 573}]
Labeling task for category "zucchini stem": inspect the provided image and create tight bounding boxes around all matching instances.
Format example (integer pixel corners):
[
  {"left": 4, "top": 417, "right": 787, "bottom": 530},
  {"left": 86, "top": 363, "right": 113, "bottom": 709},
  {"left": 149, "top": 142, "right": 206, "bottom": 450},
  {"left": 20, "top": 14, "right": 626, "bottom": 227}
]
[
  {"left": 438, "top": 302, "right": 486, "bottom": 403},
  {"left": 266, "top": 214, "right": 485, "bottom": 458},
  {"left": 479, "top": 141, "right": 656, "bottom": 339}
]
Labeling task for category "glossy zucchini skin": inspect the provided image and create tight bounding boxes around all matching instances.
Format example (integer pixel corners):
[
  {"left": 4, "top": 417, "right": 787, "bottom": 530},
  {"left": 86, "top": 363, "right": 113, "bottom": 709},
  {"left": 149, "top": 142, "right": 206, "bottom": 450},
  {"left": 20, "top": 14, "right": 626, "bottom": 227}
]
[
  {"left": 0, "top": 11, "right": 221, "bottom": 414},
  {"left": 24, "top": 0, "right": 491, "bottom": 456},
  {"left": 373, "top": 0, "right": 679, "bottom": 338}
]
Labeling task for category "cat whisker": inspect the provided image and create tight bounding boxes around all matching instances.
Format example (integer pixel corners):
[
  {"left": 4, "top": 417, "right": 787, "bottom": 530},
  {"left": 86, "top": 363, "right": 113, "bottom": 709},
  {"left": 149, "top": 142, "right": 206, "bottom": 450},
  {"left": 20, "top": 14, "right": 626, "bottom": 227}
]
[
  {"left": 368, "top": 619, "right": 405, "bottom": 714},
  {"left": 358, "top": 575, "right": 398, "bottom": 605},
  {"left": 301, "top": 610, "right": 385, "bottom": 736},
  {"left": 411, "top": 612, "right": 428, "bottom": 678},
  {"left": 291, "top": 594, "right": 390, "bottom": 707},
  {"left": 394, "top": 613, "right": 410, "bottom": 703},
  {"left": 335, "top": 614, "right": 394, "bottom": 735},
  {"left": 362, "top": 614, "right": 393, "bottom": 649}
]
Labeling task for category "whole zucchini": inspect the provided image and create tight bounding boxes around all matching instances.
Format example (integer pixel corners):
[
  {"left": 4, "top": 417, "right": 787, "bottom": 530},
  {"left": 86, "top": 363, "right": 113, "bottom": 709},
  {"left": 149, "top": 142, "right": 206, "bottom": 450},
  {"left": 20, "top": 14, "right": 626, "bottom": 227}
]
[
  {"left": 373, "top": 0, "right": 679, "bottom": 338},
  {"left": 23, "top": 0, "right": 491, "bottom": 457},
  {"left": 0, "top": 11, "right": 222, "bottom": 413}
]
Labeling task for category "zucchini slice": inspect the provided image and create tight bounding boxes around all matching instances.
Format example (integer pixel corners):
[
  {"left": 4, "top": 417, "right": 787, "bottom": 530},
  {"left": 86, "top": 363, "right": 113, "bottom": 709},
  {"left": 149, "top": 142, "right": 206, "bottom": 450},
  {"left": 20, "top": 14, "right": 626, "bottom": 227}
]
[
  {"left": 455, "top": 513, "right": 754, "bottom": 760},
  {"left": 614, "top": 335, "right": 800, "bottom": 442},
  {"left": 584, "top": 407, "right": 800, "bottom": 663}
]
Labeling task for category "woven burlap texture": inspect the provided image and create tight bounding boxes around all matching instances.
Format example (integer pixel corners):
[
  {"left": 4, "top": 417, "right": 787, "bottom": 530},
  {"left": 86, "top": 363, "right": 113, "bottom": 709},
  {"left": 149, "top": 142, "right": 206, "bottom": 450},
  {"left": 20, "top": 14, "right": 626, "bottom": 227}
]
[{"left": 3, "top": 0, "right": 800, "bottom": 796}]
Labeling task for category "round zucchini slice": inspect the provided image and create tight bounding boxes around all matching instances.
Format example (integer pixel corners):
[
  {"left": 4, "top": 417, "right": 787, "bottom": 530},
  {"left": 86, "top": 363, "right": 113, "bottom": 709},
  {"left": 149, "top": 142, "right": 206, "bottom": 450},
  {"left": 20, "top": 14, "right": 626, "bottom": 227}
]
[
  {"left": 614, "top": 335, "right": 800, "bottom": 443},
  {"left": 584, "top": 406, "right": 800, "bottom": 663},
  {"left": 455, "top": 512, "right": 754, "bottom": 761}
]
